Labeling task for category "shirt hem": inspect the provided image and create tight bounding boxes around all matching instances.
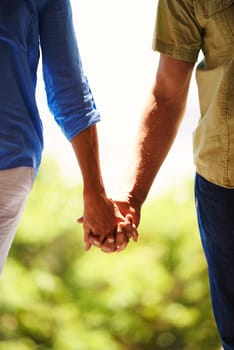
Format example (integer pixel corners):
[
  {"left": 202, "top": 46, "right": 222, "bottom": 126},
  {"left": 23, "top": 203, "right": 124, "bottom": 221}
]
[{"left": 153, "top": 38, "right": 199, "bottom": 63}]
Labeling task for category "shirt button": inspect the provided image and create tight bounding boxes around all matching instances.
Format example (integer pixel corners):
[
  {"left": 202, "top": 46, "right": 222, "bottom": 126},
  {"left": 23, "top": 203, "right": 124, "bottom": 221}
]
[{"left": 203, "top": 8, "right": 208, "bottom": 16}]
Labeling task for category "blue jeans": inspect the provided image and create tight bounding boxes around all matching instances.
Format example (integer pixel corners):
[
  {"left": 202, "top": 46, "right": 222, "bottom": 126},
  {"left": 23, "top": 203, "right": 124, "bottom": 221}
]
[{"left": 195, "top": 173, "right": 234, "bottom": 350}]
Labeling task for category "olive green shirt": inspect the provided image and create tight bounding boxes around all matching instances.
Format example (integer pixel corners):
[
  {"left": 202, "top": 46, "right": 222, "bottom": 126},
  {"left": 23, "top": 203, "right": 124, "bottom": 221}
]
[{"left": 153, "top": 0, "right": 234, "bottom": 188}]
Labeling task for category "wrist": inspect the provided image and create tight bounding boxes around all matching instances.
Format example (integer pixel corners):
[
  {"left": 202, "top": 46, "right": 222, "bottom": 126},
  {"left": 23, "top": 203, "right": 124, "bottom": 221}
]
[
  {"left": 119, "top": 181, "right": 145, "bottom": 209},
  {"left": 127, "top": 191, "right": 144, "bottom": 210},
  {"left": 83, "top": 186, "right": 107, "bottom": 204}
]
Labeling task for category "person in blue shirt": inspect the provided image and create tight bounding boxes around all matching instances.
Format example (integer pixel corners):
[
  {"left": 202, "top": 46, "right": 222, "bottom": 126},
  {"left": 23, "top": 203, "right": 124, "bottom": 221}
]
[{"left": 0, "top": 0, "right": 137, "bottom": 274}]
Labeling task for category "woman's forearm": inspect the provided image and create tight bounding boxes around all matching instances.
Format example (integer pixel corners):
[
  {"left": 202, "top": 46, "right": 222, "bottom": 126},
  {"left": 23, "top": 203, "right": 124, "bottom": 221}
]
[{"left": 71, "top": 124, "right": 107, "bottom": 200}]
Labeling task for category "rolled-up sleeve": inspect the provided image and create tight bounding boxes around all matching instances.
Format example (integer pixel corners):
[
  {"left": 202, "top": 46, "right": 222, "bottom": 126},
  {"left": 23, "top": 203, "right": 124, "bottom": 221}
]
[
  {"left": 38, "top": 0, "right": 100, "bottom": 140},
  {"left": 153, "top": 0, "right": 202, "bottom": 63}
]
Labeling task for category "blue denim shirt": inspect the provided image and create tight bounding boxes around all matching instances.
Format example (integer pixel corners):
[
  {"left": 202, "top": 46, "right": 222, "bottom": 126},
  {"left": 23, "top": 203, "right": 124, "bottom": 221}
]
[{"left": 0, "top": 0, "right": 100, "bottom": 175}]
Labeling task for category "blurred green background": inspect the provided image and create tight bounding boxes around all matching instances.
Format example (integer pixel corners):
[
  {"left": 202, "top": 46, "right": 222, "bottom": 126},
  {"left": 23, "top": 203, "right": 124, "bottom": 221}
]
[{"left": 0, "top": 160, "right": 221, "bottom": 350}]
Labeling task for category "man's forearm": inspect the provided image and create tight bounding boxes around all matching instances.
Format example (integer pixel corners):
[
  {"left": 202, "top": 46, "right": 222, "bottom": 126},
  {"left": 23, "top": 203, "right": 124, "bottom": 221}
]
[
  {"left": 125, "top": 91, "right": 186, "bottom": 207},
  {"left": 124, "top": 55, "right": 194, "bottom": 207}
]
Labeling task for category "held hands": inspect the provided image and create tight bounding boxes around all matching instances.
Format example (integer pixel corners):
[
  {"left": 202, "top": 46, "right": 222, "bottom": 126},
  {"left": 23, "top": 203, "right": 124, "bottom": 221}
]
[
  {"left": 80, "top": 213, "right": 138, "bottom": 253},
  {"left": 77, "top": 196, "right": 140, "bottom": 253}
]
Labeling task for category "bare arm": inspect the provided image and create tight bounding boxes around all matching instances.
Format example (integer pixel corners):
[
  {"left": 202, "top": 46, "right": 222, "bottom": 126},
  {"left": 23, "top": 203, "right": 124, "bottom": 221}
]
[
  {"left": 71, "top": 124, "right": 105, "bottom": 203},
  {"left": 79, "top": 54, "right": 194, "bottom": 251},
  {"left": 116, "top": 55, "right": 195, "bottom": 220},
  {"left": 71, "top": 125, "right": 117, "bottom": 249},
  {"left": 71, "top": 124, "right": 136, "bottom": 251}
]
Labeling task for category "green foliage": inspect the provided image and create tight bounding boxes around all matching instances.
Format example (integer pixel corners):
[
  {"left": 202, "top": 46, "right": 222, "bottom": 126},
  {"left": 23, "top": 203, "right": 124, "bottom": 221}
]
[{"left": 0, "top": 160, "right": 221, "bottom": 350}]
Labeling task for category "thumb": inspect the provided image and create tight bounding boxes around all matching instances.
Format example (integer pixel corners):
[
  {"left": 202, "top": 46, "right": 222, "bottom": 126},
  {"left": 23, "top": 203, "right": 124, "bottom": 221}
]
[{"left": 77, "top": 216, "right": 84, "bottom": 224}]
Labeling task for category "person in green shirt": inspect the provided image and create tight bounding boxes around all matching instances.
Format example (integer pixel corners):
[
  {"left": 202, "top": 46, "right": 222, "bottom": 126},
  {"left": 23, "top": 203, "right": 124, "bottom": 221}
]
[{"left": 84, "top": 1, "right": 234, "bottom": 349}]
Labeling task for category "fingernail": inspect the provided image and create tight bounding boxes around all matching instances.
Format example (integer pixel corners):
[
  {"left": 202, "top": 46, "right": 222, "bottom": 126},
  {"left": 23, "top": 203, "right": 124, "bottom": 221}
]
[{"left": 116, "top": 243, "right": 126, "bottom": 251}]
